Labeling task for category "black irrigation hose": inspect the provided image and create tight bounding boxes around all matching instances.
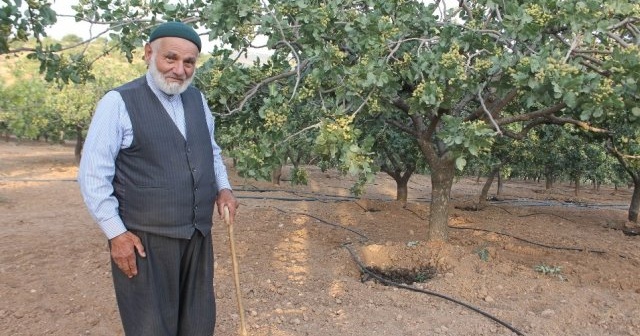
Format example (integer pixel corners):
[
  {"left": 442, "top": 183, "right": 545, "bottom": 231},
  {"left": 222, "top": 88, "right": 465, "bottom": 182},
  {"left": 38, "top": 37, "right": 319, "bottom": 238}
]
[
  {"left": 271, "top": 206, "right": 370, "bottom": 242},
  {"left": 449, "top": 226, "right": 607, "bottom": 255},
  {"left": 234, "top": 186, "right": 434, "bottom": 203},
  {"left": 343, "top": 243, "right": 526, "bottom": 336},
  {"left": 404, "top": 207, "right": 615, "bottom": 256},
  {"left": 237, "top": 195, "right": 326, "bottom": 202},
  {"left": 518, "top": 212, "right": 575, "bottom": 223}
]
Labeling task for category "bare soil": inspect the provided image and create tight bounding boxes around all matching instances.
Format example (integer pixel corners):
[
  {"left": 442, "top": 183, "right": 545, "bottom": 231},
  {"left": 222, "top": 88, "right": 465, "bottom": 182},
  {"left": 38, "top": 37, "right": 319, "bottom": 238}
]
[{"left": 1, "top": 140, "right": 640, "bottom": 336}]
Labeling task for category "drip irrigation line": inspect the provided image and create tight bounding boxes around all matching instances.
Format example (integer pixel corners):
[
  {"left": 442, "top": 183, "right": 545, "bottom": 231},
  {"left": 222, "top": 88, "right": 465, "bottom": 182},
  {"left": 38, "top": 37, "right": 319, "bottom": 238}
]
[
  {"left": 403, "top": 206, "right": 622, "bottom": 258},
  {"left": 402, "top": 206, "right": 425, "bottom": 220},
  {"left": 517, "top": 212, "right": 575, "bottom": 223},
  {"left": 450, "top": 226, "right": 607, "bottom": 255},
  {"left": 487, "top": 205, "right": 513, "bottom": 215},
  {"left": 235, "top": 192, "right": 362, "bottom": 203},
  {"left": 236, "top": 195, "right": 326, "bottom": 202},
  {"left": 234, "top": 186, "right": 432, "bottom": 203},
  {"left": 342, "top": 243, "right": 525, "bottom": 336},
  {"left": 271, "top": 206, "right": 369, "bottom": 242}
]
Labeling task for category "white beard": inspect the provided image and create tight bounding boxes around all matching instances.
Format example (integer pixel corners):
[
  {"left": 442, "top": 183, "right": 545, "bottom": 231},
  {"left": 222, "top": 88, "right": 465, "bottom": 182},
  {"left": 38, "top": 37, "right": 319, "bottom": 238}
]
[{"left": 148, "top": 57, "right": 195, "bottom": 95}]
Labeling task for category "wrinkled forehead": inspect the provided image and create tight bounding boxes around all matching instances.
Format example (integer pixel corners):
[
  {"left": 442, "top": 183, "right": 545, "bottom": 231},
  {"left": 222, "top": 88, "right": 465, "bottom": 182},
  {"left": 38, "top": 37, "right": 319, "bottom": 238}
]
[{"left": 151, "top": 37, "right": 199, "bottom": 59}]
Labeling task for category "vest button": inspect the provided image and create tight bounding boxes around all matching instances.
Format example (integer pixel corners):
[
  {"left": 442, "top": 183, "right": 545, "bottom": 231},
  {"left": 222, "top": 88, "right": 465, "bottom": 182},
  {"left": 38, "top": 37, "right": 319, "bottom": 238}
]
[{"left": 192, "top": 168, "right": 197, "bottom": 172}]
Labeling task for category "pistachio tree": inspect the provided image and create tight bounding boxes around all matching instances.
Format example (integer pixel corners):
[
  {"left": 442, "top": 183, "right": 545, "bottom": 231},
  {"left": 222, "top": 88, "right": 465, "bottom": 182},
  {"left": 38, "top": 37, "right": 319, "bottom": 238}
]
[{"left": 197, "top": 0, "right": 639, "bottom": 240}]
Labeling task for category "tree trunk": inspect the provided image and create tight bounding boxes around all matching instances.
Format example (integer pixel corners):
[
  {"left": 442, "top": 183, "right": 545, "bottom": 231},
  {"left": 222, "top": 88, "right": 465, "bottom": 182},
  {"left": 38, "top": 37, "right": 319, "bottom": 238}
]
[
  {"left": 479, "top": 165, "right": 500, "bottom": 205},
  {"left": 629, "top": 178, "right": 640, "bottom": 223},
  {"left": 382, "top": 167, "right": 414, "bottom": 202},
  {"left": 74, "top": 125, "right": 84, "bottom": 165},
  {"left": 428, "top": 160, "right": 455, "bottom": 242},
  {"left": 545, "top": 174, "right": 553, "bottom": 189},
  {"left": 271, "top": 165, "right": 282, "bottom": 185},
  {"left": 497, "top": 171, "right": 503, "bottom": 195},
  {"left": 396, "top": 180, "right": 408, "bottom": 202},
  {"left": 574, "top": 176, "right": 580, "bottom": 197}
]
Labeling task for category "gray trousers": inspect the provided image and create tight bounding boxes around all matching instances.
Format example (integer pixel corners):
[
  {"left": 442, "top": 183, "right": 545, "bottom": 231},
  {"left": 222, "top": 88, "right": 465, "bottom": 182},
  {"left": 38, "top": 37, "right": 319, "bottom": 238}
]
[{"left": 111, "top": 230, "right": 215, "bottom": 336}]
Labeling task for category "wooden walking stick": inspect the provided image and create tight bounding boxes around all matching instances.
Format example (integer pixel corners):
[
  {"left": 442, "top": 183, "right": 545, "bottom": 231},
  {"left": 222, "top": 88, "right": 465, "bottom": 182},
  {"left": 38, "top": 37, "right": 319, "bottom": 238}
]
[{"left": 224, "top": 206, "right": 248, "bottom": 336}]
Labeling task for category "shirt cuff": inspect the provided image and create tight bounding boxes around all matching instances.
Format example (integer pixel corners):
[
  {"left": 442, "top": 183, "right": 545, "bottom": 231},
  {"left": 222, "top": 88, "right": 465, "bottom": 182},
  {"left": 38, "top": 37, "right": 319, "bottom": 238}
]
[
  {"left": 218, "top": 181, "right": 232, "bottom": 192},
  {"left": 98, "top": 216, "right": 128, "bottom": 240}
]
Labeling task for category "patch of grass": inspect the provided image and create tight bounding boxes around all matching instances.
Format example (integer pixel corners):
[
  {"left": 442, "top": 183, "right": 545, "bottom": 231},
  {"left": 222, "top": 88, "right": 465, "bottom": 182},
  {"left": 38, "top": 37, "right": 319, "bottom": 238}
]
[{"left": 534, "top": 263, "right": 567, "bottom": 281}]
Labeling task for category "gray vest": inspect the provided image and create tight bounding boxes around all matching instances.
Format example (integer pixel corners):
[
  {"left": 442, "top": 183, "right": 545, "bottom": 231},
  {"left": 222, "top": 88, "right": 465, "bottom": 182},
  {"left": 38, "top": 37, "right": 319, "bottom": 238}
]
[{"left": 113, "top": 76, "right": 217, "bottom": 239}]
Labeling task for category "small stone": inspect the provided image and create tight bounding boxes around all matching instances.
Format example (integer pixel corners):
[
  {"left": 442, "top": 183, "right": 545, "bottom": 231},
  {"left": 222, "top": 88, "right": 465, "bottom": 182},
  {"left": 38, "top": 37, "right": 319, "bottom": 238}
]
[
  {"left": 249, "top": 310, "right": 258, "bottom": 317},
  {"left": 541, "top": 309, "right": 555, "bottom": 317},
  {"left": 484, "top": 296, "right": 494, "bottom": 303}
]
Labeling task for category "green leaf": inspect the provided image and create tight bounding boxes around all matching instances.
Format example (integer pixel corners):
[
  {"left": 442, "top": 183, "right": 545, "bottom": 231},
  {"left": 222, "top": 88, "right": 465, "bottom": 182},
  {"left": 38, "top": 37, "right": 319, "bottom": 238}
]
[
  {"left": 563, "top": 91, "right": 577, "bottom": 108},
  {"left": 468, "top": 145, "right": 478, "bottom": 156},
  {"left": 455, "top": 157, "right": 467, "bottom": 171}
]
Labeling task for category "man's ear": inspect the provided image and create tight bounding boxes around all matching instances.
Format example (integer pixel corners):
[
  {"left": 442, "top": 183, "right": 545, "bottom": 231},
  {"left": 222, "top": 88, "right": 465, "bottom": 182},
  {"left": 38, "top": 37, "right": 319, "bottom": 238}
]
[{"left": 144, "top": 43, "right": 153, "bottom": 64}]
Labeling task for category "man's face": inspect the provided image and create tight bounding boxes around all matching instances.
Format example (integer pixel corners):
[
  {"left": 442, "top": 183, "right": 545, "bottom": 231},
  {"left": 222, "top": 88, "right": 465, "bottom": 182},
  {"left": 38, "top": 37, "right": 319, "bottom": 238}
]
[{"left": 145, "top": 37, "right": 199, "bottom": 95}]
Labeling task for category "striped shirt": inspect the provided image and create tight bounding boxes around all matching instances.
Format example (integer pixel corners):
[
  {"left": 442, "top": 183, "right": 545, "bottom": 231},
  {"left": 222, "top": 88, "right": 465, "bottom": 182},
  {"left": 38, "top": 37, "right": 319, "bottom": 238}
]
[{"left": 78, "top": 72, "right": 231, "bottom": 239}]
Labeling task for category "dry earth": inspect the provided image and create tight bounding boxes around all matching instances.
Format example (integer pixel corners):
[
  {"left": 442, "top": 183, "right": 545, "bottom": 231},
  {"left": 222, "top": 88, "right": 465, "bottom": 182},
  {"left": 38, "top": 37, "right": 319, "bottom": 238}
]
[{"left": 1, "top": 140, "right": 640, "bottom": 336}]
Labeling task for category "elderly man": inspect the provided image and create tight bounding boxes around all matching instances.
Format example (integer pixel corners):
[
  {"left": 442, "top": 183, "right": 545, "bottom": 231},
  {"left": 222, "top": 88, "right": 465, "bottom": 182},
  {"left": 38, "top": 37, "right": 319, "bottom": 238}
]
[{"left": 78, "top": 21, "right": 238, "bottom": 336}]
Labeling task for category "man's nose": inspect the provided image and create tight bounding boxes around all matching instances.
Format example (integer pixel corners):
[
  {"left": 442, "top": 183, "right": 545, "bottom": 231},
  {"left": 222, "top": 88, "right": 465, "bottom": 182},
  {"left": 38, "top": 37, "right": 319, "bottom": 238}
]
[{"left": 173, "top": 62, "right": 186, "bottom": 76}]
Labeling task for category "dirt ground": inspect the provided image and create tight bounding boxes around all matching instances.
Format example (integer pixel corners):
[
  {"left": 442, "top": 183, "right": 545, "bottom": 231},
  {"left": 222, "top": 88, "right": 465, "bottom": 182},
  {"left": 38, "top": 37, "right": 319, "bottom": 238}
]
[{"left": 1, "top": 140, "right": 640, "bottom": 336}]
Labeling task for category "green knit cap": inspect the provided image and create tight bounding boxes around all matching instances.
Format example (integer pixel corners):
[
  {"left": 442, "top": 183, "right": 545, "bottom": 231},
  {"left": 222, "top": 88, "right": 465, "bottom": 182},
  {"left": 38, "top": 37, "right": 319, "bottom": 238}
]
[{"left": 149, "top": 21, "right": 202, "bottom": 52}]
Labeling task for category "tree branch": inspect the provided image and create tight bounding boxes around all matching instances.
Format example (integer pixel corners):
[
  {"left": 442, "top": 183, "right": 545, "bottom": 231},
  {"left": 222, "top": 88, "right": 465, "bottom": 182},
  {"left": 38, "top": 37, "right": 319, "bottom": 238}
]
[
  {"left": 545, "top": 115, "right": 611, "bottom": 134},
  {"left": 477, "top": 87, "right": 502, "bottom": 135},
  {"left": 220, "top": 59, "right": 311, "bottom": 116},
  {"left": 496, "top": 102, "right": 566, "bottom": 125}
]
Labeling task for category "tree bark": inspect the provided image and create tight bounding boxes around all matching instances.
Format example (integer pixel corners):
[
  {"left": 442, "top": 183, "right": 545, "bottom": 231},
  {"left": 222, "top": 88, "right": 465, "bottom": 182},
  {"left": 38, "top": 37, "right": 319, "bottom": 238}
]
[
  {"left": 74, "top": 125, "right": 84, "bottom": 165},
  {"left": 271, "top": 165, "right": 282, "bottom": 185},
  {"left": 629, "top": 178, "right": 640, "bottom": 223},
  {"left": 428, "top": 159, "right": 455, "bottom": 242},
  {"left": 382, "top": 167, "right": 414, "bottom": 202},
  {"left": 479, "top": 165, "right": 500, "bottom": 205},
  {"left": 606, "top": 142, "right": 640, "bottom": 223},
  {"left": 545, "top": 174, "right": 553, "bottom": 189},
  {"left": 396, "top": 180, "right": 408, "bottom": 202}
]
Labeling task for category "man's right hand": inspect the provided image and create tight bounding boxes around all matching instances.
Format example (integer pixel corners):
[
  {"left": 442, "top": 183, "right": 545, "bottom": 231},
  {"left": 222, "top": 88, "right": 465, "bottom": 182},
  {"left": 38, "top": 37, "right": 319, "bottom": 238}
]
[{"left": 109, "top": 231, "right": 146, "bottom": 278}]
